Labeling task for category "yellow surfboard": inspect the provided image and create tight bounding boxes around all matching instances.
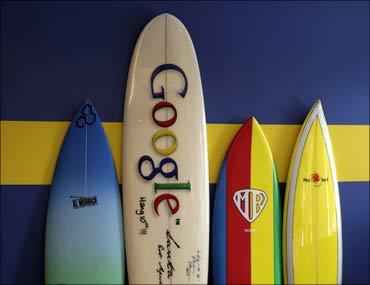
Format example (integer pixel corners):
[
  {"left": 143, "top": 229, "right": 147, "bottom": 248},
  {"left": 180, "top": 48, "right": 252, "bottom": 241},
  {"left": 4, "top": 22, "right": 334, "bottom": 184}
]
[{"left": 283, "top": 100, "right": 342, "bottom": 284}]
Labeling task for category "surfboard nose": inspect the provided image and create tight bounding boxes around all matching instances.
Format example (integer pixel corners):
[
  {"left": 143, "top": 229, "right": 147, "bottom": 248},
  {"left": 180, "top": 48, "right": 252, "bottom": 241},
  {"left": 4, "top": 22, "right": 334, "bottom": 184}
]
[
  {"left": 313, "top": 99, "right": 323, "bottom": 111},
  {"left": 84, "top": 98, "right": 93, "bottom": 105},
  {"left": 72, "top": 99, "right": 100, "bottom": 129}
]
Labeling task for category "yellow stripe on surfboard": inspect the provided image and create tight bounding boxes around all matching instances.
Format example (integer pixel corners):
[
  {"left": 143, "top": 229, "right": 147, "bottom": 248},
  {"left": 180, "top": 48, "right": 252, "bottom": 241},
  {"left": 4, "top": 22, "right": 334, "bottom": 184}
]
[
  {"left": 1, "top": 121, "right": 369, "bottom": 185},
  {"left": 250, "top": 118, "right": 275, "bottom": 283}
]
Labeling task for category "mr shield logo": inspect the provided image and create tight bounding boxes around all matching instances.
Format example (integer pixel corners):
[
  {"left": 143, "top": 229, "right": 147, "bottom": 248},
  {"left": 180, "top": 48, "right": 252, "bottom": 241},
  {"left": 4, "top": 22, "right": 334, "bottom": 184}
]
[{"left": 233, "top": 189, "right": 267, "bottom": 223}]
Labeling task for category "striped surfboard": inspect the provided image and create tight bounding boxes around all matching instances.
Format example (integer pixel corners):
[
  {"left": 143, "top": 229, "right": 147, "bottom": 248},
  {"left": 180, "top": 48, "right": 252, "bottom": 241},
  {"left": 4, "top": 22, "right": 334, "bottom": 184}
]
[
  {"left": 212, "top": 117, "right": 282, "bottom": 284},
  {"left": 283, "top": 100, "right": 342, "bottom": 284}
]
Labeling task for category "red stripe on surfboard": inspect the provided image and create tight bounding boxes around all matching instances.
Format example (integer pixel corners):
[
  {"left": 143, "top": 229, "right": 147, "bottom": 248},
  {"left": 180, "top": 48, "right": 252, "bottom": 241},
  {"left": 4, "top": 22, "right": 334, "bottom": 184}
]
[{"left": 226, "top": 120, "right": 252, "bottom": 284}]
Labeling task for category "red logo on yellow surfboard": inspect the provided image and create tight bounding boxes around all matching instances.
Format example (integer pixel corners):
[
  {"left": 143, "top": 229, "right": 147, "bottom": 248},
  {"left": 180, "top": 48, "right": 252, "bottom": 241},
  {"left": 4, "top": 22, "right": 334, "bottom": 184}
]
[
  {"left": 311, "top": 172, "right": 322, "bottom": 187},
  {"left": 303, "top": 171, "right": 329, "bottom": 187},
  {"left": 233, "top": 189, "right": 267, "bottom": 223}
]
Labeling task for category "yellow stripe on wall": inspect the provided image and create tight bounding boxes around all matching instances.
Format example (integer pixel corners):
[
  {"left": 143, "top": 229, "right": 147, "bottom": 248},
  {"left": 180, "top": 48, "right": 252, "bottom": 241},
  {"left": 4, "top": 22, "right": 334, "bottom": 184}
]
[{"left": 1, "top": 121, "right": 369, "bottom": 184}]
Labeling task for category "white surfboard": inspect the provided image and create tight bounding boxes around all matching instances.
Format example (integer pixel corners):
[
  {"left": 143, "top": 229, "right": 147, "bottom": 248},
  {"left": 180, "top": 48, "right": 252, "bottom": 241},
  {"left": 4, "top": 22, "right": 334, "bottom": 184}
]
[{"left": 122, "top": 14, "right": 209, "bottom": 284}]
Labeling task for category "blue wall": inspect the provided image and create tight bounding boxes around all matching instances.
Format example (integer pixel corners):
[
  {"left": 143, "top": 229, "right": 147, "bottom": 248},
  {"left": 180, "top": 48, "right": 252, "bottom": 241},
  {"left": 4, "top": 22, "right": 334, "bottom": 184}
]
[
  {"left": 1, "top": 2, "right": 369, "bottom": 284},
  {"left": 2, "top": 1, "right": 368, "bottom": 124}
]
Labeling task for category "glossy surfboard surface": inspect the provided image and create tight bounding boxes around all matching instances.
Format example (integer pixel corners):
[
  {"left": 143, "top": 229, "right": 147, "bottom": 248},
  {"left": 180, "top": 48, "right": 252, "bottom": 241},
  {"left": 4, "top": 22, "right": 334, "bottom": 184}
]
[
  {"left": 212, "top": 117, "right": 282, "bottom": 284},
  {"left": 283, "top": 100, "right": 342, "bottom": 284},
  {"left": 122, "top": 14, "right": 209, "bottom": 284},
  {"left": 45, "top": 100, "right": 124, "bottom": 284}
]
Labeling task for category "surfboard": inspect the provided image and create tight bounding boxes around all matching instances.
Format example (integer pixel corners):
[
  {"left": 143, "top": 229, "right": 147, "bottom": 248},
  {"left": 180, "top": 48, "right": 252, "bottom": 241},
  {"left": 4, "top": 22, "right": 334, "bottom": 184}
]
[
  {"left": 45, "top": 100, "right": 124, "bottom": 284},
  {"left": 122, "top": 14, "right": 209, "bottom": 284},
  {"left": 283, "top": 100, "right": 342, "bottom": 284},
  {"left": 212, "top": 117, "right": 282, "bottom": 284}
]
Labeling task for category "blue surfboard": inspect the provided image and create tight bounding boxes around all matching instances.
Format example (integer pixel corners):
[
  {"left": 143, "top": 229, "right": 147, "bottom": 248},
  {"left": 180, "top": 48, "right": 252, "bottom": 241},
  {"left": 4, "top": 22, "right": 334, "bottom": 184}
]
[{"left": 45, "top": 100, "right": 124, "bottom": 284}]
